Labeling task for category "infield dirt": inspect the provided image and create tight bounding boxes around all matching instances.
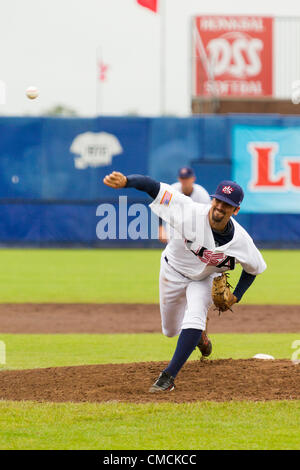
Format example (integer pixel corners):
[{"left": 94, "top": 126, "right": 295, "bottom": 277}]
[
  {"left": 0, "top": 303, "right": 299, "bottom": 333},
  {"left": 0, "top": 359, "right": 299, "bottom": 403},
  {"left": 1, "top": 304, "right": 299, "bottom": 404}
]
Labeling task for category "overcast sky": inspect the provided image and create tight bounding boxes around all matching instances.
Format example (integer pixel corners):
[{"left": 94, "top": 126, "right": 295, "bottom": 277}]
[{"left": 1, "top": 0, "right": 300, "bottom": 117}]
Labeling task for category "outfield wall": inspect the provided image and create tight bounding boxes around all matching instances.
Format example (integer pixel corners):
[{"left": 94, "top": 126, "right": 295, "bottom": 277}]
[{"left": 1, "top": 114, "right": 300, "bottom": 246}]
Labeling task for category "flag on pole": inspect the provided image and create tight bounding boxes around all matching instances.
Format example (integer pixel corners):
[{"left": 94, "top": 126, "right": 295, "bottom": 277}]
[
  {"left": 137, "top": 0, "right": 158, "bottom": 13},
  {"left": 98, "top": 60, "right": 109, "bottom": 82}
]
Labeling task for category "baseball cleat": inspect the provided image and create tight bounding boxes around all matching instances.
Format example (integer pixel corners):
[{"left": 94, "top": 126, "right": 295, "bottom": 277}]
[
  {"left": 149, "top": 371, "right": 175, "bottom": 393},
  {"left": 197, "top": 331, "right": 212, "bottom": 357}
]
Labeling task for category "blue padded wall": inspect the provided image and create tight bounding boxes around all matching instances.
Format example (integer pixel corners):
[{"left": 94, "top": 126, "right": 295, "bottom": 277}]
[{"left": 0, "top": 114, "right": 299, "bottom": 246}]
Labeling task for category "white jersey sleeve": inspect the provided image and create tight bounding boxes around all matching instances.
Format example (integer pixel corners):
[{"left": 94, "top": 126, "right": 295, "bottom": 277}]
[
  {"left": 240, "top": 243, "right": 266, "bottom": 275},
  {"left": 221, "top": 220, "right": 267, "bottom": 275},
  {"left": 235, "top": 231, "right": 266, "bottom": 275}
]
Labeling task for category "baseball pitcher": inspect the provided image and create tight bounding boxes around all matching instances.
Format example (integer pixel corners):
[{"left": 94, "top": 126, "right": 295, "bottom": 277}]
[{"left": 103, "top": 172, "right": 266, "bottom": 393}]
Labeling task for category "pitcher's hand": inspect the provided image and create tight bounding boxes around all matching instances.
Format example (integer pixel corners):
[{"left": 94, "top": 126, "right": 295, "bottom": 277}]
[{"left": 103, "top": 171, "right": 127, "bottom": 189}]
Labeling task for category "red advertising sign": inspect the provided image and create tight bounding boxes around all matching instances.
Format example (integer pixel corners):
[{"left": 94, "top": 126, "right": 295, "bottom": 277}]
[{"left": 193, "top": 15, "right": 273, "bottom": 97}]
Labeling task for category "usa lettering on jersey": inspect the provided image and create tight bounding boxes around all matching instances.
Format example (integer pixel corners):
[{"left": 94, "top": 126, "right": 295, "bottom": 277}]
[{"left": 186, "top": 242, "right": 235, "bottom": 270}]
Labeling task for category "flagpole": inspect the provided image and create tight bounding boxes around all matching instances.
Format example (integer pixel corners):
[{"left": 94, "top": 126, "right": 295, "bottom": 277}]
[
  {"left": 160, "top": 0, "right": 166, "bottom": 115},
  {"left": 193, "top": 24, "right": 219, "bottom": 113}
]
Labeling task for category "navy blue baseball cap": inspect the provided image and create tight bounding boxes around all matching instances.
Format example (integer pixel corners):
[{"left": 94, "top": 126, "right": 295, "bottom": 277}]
[
  {"left": 210, "top": 180, "right": 244, "bottom": 207},
  {"left": 178, "top": 167, "right": 195, "bottom": 179}
]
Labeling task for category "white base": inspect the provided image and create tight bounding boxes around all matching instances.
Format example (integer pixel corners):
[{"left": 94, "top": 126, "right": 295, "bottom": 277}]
[{"left": 253, "top": 353, "right": 275, "bottom": 360}]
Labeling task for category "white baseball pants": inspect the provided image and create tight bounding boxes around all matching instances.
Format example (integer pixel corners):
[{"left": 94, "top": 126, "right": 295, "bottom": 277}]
[{"left": 159, "top": 254, "right": 214, "bottom": 337}]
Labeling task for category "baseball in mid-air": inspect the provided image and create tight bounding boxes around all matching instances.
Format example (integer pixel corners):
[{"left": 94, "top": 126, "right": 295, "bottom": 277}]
[{"left": 26, "top": 86, "right": 39, "bottom": 100}]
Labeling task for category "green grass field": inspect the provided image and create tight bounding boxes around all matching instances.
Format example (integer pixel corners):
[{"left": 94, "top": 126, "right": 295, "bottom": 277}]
[
  {"left": 0, "top": 248, "right": 299, "bottom": 450},
  {"left": 0, "top": 333, "right": 298, "bottom": 370},
  {"left": 0, "top": 401, "right": 299, "bottom": 450},
  {"left": 0, "top": 248, "right": 299, "bottom": 303}
]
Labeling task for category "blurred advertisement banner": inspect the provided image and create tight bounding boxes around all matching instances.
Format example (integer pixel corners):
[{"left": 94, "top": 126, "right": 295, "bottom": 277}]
[
  {"left": 192, "top": 15, "right": 273, "bottom": 97},
  {"left": 232, "top": 125, "right": 300, "bottom": 213}
]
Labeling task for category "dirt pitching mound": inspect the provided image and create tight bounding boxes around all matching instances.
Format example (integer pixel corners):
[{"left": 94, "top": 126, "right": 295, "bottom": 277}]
[
  {"left": 0, "top": 304, "right": 299, "bottom": 334},
  {"left": 0, "top": 359, "right": 299, "bottom": 403}
]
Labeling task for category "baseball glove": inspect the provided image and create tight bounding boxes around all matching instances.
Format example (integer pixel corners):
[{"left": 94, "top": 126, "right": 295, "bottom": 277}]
[{"left": 212, "top": 273, "right": 237, "bottom": 314}]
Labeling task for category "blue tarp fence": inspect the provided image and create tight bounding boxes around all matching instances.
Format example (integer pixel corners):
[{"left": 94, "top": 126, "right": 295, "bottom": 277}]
[{"left": 1, "top": 114, "right": 300, "bottom": 246}]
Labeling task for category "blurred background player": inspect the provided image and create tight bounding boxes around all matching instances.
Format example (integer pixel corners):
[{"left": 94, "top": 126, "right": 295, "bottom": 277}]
[{"left": 158, "top": 167, "right": 210, "bottom": 243}]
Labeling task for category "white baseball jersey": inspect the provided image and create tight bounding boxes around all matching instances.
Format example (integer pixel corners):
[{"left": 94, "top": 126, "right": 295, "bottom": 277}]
[
  {"left": 151, "top": 183, "right": 267, "bottom": 281},
  {"left": 162, "top": 182, "right": 211, "bottom": 275}
]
